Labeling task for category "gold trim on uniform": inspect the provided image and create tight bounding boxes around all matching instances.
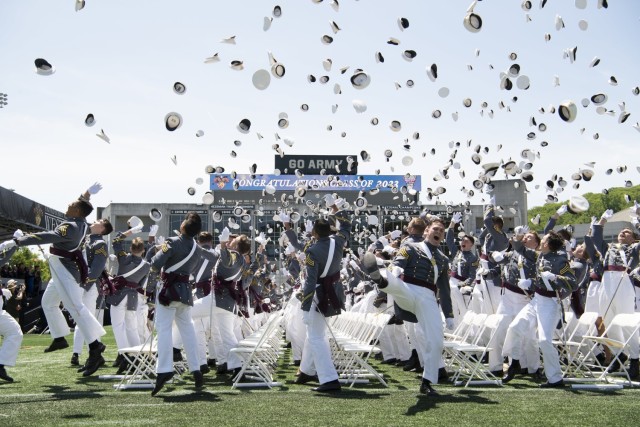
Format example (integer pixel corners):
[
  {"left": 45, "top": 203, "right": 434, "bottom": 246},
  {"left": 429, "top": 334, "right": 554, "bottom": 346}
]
[
  {"left": 305, "top": 254, "right": 314, "bottom": 267},
  {"left": 58, "top": 225, "right": 69, "bottom": 236}
]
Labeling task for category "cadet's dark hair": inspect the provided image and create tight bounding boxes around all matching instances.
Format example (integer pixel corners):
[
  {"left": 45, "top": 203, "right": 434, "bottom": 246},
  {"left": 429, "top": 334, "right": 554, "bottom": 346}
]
[
  {"left": 313, "top": 219, "right": 333, "bottom": 238},
  {"left": 198, "top": 231, "right": 213, "bottom": 244},
  {"left": 100, "top": 219, "right": 113, "bottom": 235},
  {"left": 546, "top": 231, "right": 564, "bottom": 252},
  {"left": 557, "top": 229, "right": 572, "bottom": 241},
  {"left": 75, "top": 199, "right": 94, "bottom": 218},
  {"left": 235, "top": 235, "right": 251, "bottom": 255},
  {"left": 131, "top": 237, "right": 145, "bottom": 254},
  {"left": 491, "top": 216, "right": 504, "bottom": 229},
  {"left": 182, "top": 212, "right": 202, "bottom": 237},
  {"left": 408, "top": 217, "right": 427, "bottom": 234},
  {"left": 462, "top": 234, "right": 475, "bottom": 245}
]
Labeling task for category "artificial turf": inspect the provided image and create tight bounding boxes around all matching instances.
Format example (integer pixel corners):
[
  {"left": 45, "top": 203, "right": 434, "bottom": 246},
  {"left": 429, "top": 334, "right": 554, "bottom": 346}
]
[{"left": 0, "top": 328, "right": 638, "bottom": 427}]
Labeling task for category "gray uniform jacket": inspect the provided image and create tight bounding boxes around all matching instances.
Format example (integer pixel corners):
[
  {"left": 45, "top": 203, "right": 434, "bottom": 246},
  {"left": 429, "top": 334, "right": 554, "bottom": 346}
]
[
  {"left": 107, "top": 232, "right": 151, "bottom": 310},
  {"left": 592, "top": 224, "right": 640, "bottom": 271},
  {"left": 214, "top": 245, "right": 246, "bottom": 312},
  {"left": 446, "top": 228, "right": 479, "bottom": 287},
  {"left": 83, "top": 234, "right": 109, "bottom": 291},
  {"left": 16, "top": 217, "right": 88, "bottom": 283},
  {"left": 514, "top": 241, "right": 577, "bottom": 298},
  {"left": 284, "top": 229, "right": 314, "bottom": 253},
  {"left": 151, "top": 234, "right": 202, "bottom": 306},
  {"left": 192, "top": 244, "right": 219, "bottom": 299},
  {"left": 301, "top": 210, "right": 351, "bottom": 316},
  {"left": 496, "top": 248, "right": 536, "bottom": 294},
  {"left": 393, "top": 236, "right": 453, "bottom": 319},
  {"left": 482, "top": 206, "right": 509, "bottom": 287}
]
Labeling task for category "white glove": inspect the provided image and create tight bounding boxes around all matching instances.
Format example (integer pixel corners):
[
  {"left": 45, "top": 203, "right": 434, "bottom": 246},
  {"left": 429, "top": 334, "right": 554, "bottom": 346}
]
[
  {"left": 489, "top": 196, "right": 496, "bottom": 207},
  {"left": 564, "top": 240, "right": 572, "bottom": 254},
  {"left": 305, "top": 219, "right": 313, "bottom": 232},
  {"left": 491, "top": 251, "right": 505, "bottom": 263},
  {"left": 445, "top": 318, "right": 456, "bottom": 331},
  {"left": 156, "top": 236, "right": 165, "bottom": 246},
  {"left": 540, "top": 271, "right": 556, "bottom": 291},
  {"left": 476, "top": 267, "right": 488, "bottom": 277},
  {"left": 513, "top": 225, "right": 529, "bottom": 236},
  {"left": 302, "top": 310, "right": 310, "bottom": 326},
  {"left": 590, "top": 216, "right": 599, "bottom": 226},
  {"left": 13, "top": 229, "right": 24, "bottom": 239},
  {"left": 570, "top": 238, "right": 577, "bottom": 249},
  {"left": 279, "top": 212, "right": 290, "bottom": 223},
  {"left": 517, "top": 279, "right": 531, "bottom": 290},
  {"left": 556, "top": 205, "right": 568, "bottom": 216},
  {"left": 108, "top": 254, "right": 117, "bottom": 262},
  {"left": 129, "top": 224, "right": 143, "bottom": 235},
  {"left": 149, "top": 224, "right": 159, "bottom": 237},
  {"left": 219, "top": 227, "right": 231, "bottom": 242},
  {"left": 460, "top": 285, "right": 473, "bottom": 295},
  {"left": 483, "top": 184, "right": 493, "bottom": 195},
  {"left": 324, "top": 194, "right": 336, "bottom": 207},
  {"left": 390, "top": 230, "right": 402, "bottom": 240},
  {"left": 451, "top": 212, "right": 463, "bottom": 224},
  {"left": 334, "top": 197, "right": 345, "bottom": 208},
  {"left": 601, "top": 209, "right": 614, "bottom": 220},
  {"left": 0, "top": 240, "right": 17, "bottom": 252},
  {"left": 87, "top": 182, "right": 103, "bottom": 195}
]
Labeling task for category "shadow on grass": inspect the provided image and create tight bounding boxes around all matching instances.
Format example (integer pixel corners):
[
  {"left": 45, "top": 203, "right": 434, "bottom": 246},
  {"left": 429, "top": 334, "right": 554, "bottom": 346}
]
[
  {"left": 312, "top": 389, "right": 390, "bottom": 400},
  {"left": 160, "top": 390, "right": 221, "bottom": 403},
  {"left": 404, "top": 389, "right": 498, "bottom": 415},
  {"left": 61, "top": 414, "right": 93, "bottom": 420}
]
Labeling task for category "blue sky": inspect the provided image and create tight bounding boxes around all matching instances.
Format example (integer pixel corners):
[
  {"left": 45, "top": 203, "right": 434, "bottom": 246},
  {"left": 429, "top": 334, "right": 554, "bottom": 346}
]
[{"left": 1, "top": 0, "right": 639, "bottom": 219}]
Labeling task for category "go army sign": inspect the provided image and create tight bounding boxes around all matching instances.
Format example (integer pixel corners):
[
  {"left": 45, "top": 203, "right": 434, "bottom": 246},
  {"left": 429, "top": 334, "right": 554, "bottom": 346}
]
[{"left": 274, "top": 155, "right": 357, "bottom": 175}]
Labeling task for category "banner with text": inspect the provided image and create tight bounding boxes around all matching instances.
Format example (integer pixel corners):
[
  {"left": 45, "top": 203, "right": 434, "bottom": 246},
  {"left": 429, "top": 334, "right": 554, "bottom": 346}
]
[{"left": 210, "top": 174, "right": 421, "bottom": 193}]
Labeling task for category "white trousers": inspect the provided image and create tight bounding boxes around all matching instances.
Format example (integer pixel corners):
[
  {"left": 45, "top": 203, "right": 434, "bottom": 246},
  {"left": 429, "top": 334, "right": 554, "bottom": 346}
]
[
  {"left": 300, "top": 302, "right": 339, "bottom": 384},
  {"left": 600, "top": 271, "right": 638, "bottom": 358},
  {"left": 491, "top": 288, "right": 538, "bottom": 372},
  {"left": 584, "top": 280, "right": 602, "bottom": 315},
  {"left": 382, "top": 272, "right": 443, "bottom": 384},
  {"left": 155, "top": 301, "right": 199, "bottom": 374},
  {"left": 137, "top": 297, "right": 150, "bottom": 344},
  {"left": 503, "top": 294, "right": 562, "bottom": 383},
  {"left": 72, "top": 285, "right": 99, "bottom": 354},
  {"left": 285, "top": 296, "right": 306, "bottom": 362},
  {"left": 43, "top": 256, "right": 105, "bottom": 343},
  {"left": 111, "top": 296, "right": 141, "bottom": 350},
  {"left": 212, "top": 307, "right": 242, "bottom": 369},
  {"left": 0, "top": 310, "right": 23, "bottom": 366}
]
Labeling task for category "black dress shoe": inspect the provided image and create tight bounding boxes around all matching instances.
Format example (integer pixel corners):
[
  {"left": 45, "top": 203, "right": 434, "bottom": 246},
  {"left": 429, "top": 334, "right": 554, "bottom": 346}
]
[
  {"left": 629, "top": 358, "right": 639, "bottom": 380},
  {"left": 539, "top": 379, "right": 565, "bottom": 388},
  {"left": 403, "top": 350, "right": 420, "bottom": 372},
  {"left": 173, "top": 348, "right": 183, "bottom": 362},
  {"left": 419, "top": 379, "right": 439, "bottom": 396},
  {"left": 207, "top": 358, "right": 217, "bottom": 368},
  {"left": 490, "top": 370, "right": 504, "bottom": 378},
  {"left": 438, "top": 367, "right": 449, "bottom": 382},
  {"left": 216, "top": 363, "right": 228, "bottom": 375},
  {"left": 396, "top": 359, "right": 409, "bottom": 367},
  {"left": 193, "top": 370, "right": 204, "bottom": 388},
  {"left": 116, "top": 358, "right": 129, "bottom": 375},
  {"left": 502, "top": 359, "right": 521, "bottom": 384},
  {"left": 152, "top": 372, "right": 174, "bottom": 396},
  {"left": 44, "top": 337, "right": 69, "bottom": 353},
  {"left": 292, "top": 360, "right": 301, "bottom": 367},
  {"left": 70, "top": 353, "right": 79, "bottom": 366},
  {"left": 200, "top": 364, "right": 211, "bottom": 375},
  {"left": 0, "top": 366, "right": 14, "bottom": 383},
  {"left": 82, "top": 352, "right": 106, "bottom": 377},
  {"left": 362, "top": 253, "right": 388, "bottom": 288},
  {"left": 112, "top": 354, "right": 124, "bottom": 368},
  {"left": 312, "top": 379, "right": 341, "bottom": 392},
  {"left": 295, "top": 372, "right": 319, "bottom": 384},
  {"left": 381, "top": 358, "right": 397, "bottom": 365}
]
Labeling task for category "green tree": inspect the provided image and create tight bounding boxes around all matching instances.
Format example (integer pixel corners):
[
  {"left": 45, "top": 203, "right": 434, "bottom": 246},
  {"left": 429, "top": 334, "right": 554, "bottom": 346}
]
[
  {"left": 9, "top": 247, "right": 51, "bottom": 283},
  {"left": 527, "top": 184, "right": 640, "bottom": 232}
]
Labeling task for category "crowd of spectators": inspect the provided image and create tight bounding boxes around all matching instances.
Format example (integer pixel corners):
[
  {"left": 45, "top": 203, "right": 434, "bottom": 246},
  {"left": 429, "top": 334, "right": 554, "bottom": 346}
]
[{"left": 1, "top": 263, "right": 42, "bottom": 298}]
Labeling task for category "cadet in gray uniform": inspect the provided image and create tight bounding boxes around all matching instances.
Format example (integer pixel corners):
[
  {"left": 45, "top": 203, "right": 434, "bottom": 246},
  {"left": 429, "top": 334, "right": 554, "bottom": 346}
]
[
  {"left": 149, "top": 212, "right": 204, "bottom": 396},
  {"left": 189, "top": 232, "right": 219, "bottom": 371},
  {"left": 502, "top": 231, "right": 577, "bottom": 387},
  {"left": 211, "top": 228, "right": 250, "bottom": 376},
  {"left": 297, "top": 204, "right": 351, "bottom": 392},
  {"left": 0, "top": 239, "right": 22, "bottom": 382},
  {"left": 0, "top": 185, "right": 107, "bottom": 376},
  {"left": 109, "top": 228, "right": 151, "bottom": 373},
  {"left": 478, "top": 199, "right": 510, "bottom": 314},
  {"left": 592, "top": 209, "right": 640, "bottom": 379},
  {"left": 364, "top": 216, "right": 453, "bottom": 396},
  {"left": 71, "top": 218, "right": 113, "bottom": 367},
  {"left": 446, "top": 212, "right": 479, "bottom": 323}
]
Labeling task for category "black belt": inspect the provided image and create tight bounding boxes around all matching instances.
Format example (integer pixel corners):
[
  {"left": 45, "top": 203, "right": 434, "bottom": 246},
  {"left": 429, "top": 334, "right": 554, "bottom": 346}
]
[
  {"left": 502, "top": 282, "right": 526, "bottom": 296},
  {"left": 534, "top": 288, "right": 556, "bottom": 298},
  {"left": 401, "top": 275, "right": 437, "bottom": 293}
]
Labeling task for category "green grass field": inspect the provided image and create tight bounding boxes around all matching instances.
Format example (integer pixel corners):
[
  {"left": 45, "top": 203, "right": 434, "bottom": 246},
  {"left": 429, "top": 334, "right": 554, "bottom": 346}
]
[{"left": 0, "top": 328, "right": 638, "bottom": 427}]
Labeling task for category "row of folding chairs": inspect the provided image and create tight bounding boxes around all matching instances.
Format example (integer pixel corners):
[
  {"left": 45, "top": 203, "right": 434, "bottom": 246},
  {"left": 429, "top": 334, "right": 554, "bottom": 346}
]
[
  {"left": 326, "top": 311, "right": 391, "bottom": 387},
  {"left": 229, "top": 310, "right": 286, "bottom": 389},
  {"left": 563, "top": 312, "right": 640, "bottom": 389}
]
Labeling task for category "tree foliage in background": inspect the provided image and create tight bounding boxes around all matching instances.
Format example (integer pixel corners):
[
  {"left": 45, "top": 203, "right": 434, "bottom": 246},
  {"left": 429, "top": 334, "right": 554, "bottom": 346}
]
[
  {"left": 9, "top": 247, "right": 51, "bottom": 282},
  {"left": 527, "top": 185, "right": 640, "bottom": 233}
]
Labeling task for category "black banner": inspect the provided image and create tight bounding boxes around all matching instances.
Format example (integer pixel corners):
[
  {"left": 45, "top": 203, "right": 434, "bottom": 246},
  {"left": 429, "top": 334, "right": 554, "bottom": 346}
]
[
  {"left": 0, "top": 186, "right": 66, "bottom": 232},
  {"left": 274, "top": 155, "right": 358, "bottom": 175}
]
